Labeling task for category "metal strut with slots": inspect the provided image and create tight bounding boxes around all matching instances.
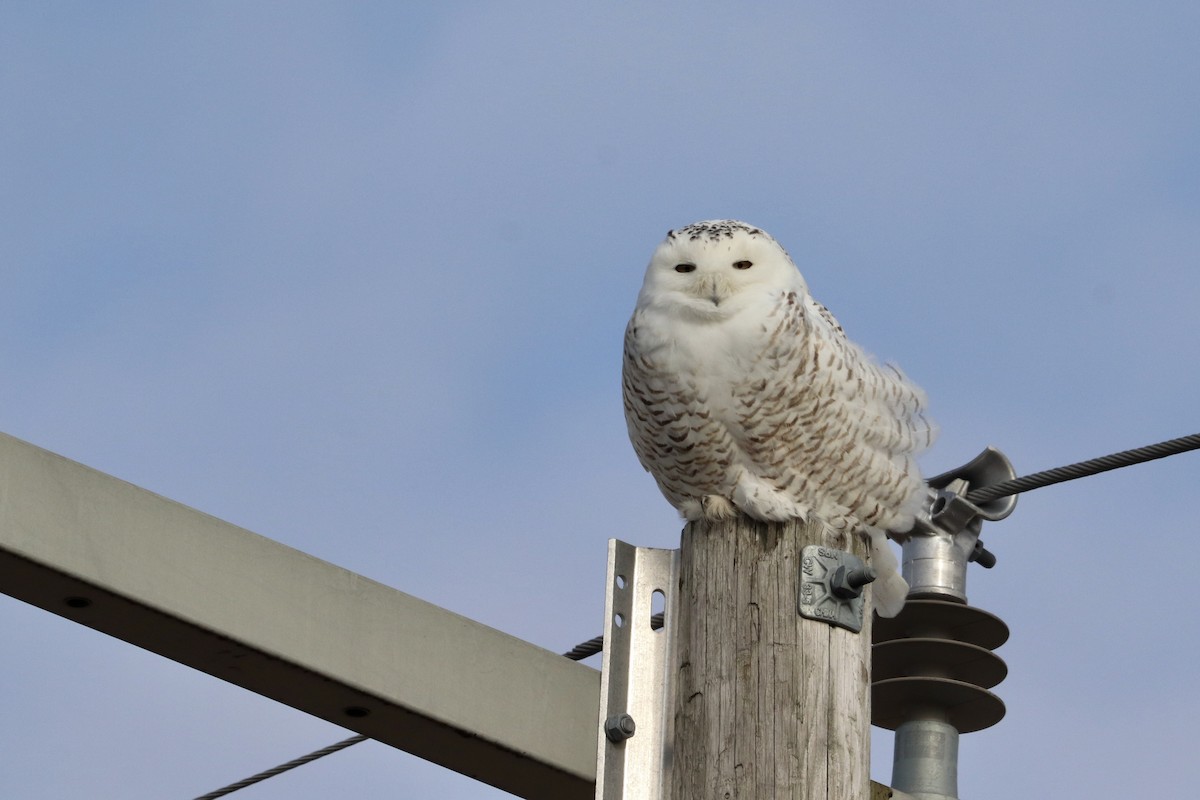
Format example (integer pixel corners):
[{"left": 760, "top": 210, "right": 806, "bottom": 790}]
[{"left": 594, "top": 542, "right": 680, "bottom": 800}]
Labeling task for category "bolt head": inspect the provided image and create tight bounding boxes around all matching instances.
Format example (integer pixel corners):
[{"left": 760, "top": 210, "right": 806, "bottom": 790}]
[{"left": 604, "top": 713, "right": 636, "bottom": 742}]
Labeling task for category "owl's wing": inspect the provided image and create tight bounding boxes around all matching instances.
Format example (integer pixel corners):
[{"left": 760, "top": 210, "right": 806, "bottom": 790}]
[
  {"left": 812, "top": 298, "right": 935, "bottom": 459},
  {"left": 738, "top": 292, "right": 932, "bottom": 617},
  {"left": 727, "top": 290, "right": 935, "bottom": 534}
]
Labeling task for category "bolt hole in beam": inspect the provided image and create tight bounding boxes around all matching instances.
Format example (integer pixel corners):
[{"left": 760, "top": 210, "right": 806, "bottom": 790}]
[{"left": 64, "top": 596, "right": 93, "bottom": 608}]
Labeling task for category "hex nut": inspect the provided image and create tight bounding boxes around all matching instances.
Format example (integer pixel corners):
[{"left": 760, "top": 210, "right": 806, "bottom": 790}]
[{"left": 604, "top": 713, "right": 636, "bottom": 742}]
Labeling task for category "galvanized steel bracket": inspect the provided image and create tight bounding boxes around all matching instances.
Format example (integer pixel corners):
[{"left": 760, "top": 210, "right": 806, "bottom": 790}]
[
  {"left": 595, "top": 541, "right": 680, "bottom": 800},
  {"left": 798, "top": 545, "right": 873, "bottom": 633}
]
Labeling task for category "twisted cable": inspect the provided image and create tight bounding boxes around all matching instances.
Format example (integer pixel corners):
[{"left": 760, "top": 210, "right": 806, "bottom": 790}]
[
  {"left": 192, "top": 735, "right": 368, "bottom": 800},
  {"left": 967, "top": 432, "right": 1200, "bottom": 505}
]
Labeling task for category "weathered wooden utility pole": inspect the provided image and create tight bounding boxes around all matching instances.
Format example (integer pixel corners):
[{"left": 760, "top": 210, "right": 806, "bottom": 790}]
[{"left": 671, "top": 516, "right": 872, "bottom": 799}]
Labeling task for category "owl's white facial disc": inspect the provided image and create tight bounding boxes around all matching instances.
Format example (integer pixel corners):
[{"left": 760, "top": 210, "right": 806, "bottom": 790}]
[{"left": 637, "top": 220, "right": 805, "bottom": 320}]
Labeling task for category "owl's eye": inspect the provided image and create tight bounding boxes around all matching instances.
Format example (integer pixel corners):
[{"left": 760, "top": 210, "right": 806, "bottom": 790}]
[
  {"left": 674, "top": 263, "right": 696, "bottom": 273},
  {"left": 733, "top": 260, "right": 753, "bottom": 270}
]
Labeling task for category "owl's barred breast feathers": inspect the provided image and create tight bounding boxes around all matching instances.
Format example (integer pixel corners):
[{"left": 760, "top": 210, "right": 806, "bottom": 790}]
[{"left": 622, "top": 220, "right": 935, "bottom": 616}]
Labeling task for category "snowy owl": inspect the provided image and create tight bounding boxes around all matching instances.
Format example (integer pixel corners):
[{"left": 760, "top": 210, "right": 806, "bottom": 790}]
[{"left": 622, "top": 220, "right": 935, "bottom": 616}]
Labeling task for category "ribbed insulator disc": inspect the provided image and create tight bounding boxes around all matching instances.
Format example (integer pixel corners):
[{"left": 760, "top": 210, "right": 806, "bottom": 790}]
[
  {"left": 872, "top": 676, "right": 1006, "bottom": 733},
  {"left": 873, "top": 599, "right": 1009, "bottom": 650},
  {"left": 873, "top": 637, "right": 1007, "bottom": 688}
]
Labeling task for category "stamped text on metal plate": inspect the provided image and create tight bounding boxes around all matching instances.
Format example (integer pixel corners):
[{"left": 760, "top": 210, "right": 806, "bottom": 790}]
[{"left": 798, "top": 545, "right": 870, "bottom": 633}]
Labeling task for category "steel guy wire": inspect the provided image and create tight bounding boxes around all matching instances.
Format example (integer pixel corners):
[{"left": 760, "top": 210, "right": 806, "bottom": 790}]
[
  {"left": 192, "top": 432, "right": 1196, "bottom": 797},
  {"left": 569, "top": 431, "right": 1200, "bottom": 661},
  {"left": 190, "top": 614, "right": 655, "bottom": 798},
  {"left": 192, "top": 735, "right": 368, "bottom": 800},
  {"left": 965, "top": 432, "right": 1200, "bottom": 505},
  {"left": 189, "top": 631, "right": 622, "bottom": 798},
  {"left": 562, "top": 612, "right": 664, "bottom": 662}
]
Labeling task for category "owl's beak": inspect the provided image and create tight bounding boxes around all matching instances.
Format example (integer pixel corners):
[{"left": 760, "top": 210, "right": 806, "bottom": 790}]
[{"left": 693, "top": 274, "right": 729, "bottom": 306}]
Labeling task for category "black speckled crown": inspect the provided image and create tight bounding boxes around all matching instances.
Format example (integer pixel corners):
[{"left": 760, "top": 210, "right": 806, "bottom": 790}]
[{"left": 667, "top": 220, "right": 768, "bottom": 242}]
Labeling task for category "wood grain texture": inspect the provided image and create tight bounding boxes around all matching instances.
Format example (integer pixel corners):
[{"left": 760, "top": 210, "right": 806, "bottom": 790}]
[{"left": 670, "top": 516, "right": 872, "bottom": 799}]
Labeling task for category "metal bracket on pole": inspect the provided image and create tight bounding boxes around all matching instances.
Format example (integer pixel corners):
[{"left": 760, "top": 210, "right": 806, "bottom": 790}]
[
  {"left": 595, "top": 540, "right": 680, "bottom": 800},
  {"left": 798, "top": 545, "right": 875, "bottom": 633}
]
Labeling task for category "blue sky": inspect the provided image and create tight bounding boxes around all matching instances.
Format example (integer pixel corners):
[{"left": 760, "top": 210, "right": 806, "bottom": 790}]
[{"left": 2, "top": 3, "right": 1198, "bottom": 797}]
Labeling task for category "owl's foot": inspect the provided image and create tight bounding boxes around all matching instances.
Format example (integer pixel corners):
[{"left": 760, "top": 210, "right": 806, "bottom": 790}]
[
  {"left": 678, "top": 495, "right": 738, "bottom": 520},
  {"left": 700, "top": 494, "right": 737, "bottom": 519}
]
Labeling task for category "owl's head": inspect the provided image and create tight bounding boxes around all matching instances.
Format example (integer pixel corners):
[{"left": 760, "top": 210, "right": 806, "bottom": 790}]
[{"left": 637, "top": 220, "right": 805, "bottom": 318}]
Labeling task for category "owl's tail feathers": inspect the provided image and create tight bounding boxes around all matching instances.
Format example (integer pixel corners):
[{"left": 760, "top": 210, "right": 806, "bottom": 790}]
[{"left": 866, "top": 528, "right": 909, "bottom": 618}]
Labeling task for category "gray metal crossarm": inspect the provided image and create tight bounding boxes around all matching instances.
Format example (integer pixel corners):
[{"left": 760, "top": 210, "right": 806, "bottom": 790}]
[{"left": 0, "top": 432, "right": 599, "bottom": 800}]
